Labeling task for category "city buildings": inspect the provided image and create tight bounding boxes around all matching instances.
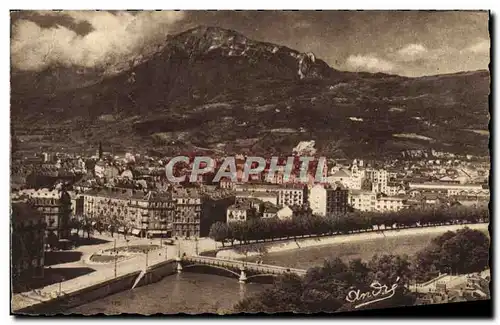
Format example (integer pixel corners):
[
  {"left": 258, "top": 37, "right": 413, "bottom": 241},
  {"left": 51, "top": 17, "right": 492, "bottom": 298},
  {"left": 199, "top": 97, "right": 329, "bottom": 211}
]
[
  {"left": 277, "top": 185, "right": 306, "bottom": 207},
  {"left": 20, "top": 188, "right": 72, "bottom": 242},
  {"left": 172, "top": 189, "right": 203, "bottom": 238},
  {"left": 375, "top": 195, "right": 407, "bottom": 212},
  {"left": 309, "top": 184, "right": 349, "bottom": 216},
  {"left": 83, "top": 188, "right": 175, "bottom": 238},
  {"left": 349, "top": 190, "right": 377, "bottom": 212},
  {"left": 226, "top": 202, "right": 257, "bottom": 223},
  {"left": 366, "top": 168, "right": 388, "bottom": 194},
  {"left": 408, "top": 182, "right": 489, "bottom": 197},
  {"left": 235, "top": 191, "right": 278, "bottom": 205},
  {"left": 234, "top": 183, "right": 306, "bottom": 207}
]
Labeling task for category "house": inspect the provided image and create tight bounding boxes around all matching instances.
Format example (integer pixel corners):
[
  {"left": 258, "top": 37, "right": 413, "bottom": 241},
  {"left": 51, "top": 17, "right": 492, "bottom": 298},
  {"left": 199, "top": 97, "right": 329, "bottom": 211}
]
[
  {"left": 226, "top": 201, "right": 256, "bottom": 223},
  {"left": 261, "top": 201, "right": 280, "bottom": 219}
]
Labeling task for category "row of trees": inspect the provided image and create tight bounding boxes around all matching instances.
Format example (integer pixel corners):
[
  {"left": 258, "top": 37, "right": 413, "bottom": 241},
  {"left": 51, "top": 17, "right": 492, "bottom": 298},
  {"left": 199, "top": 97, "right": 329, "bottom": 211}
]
[
  {"left": 209, "top": 206, "right": 489, "bottom": 246},
  {"left": 235, "top": 228, "right": 490, "bottom": 313},
  {"left": 68, "top": 214, "right": 131, "bottom": 243}
]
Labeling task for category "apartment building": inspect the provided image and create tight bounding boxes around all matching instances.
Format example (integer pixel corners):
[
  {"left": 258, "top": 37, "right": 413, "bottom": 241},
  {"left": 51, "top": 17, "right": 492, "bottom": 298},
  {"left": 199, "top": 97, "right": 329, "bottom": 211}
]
[
  {"left": 226, "top": 202, "right": 257, "bottom": 223},
  {"left": 83, "top": 188, "right": 175, "bottom": 238},
  {"left": 278, "top": 185, "right": 306, "bottom": 207},
  {"left": 11, "top": 202, "right": 46, "bottom": 284},
  {"left": 375, "top": 196, "right": 406, "bottom": 212},
  {"left": 172, "top": 189, "right": 203, "bottom": 238},
  {"left": 234, "top": 183, "right": 306, "bottom": 207},
  {"left": 21, "top": 188, "right": 72, "bottom": 240},
  {"left": 349, "top": 190, "right": 377, "bottom": 212},
  {"left": 366, "top": 168, "right": 388, "bottom": 194},
  {"left": 309, "top": 184, "right": 349, "bottom": 216}
]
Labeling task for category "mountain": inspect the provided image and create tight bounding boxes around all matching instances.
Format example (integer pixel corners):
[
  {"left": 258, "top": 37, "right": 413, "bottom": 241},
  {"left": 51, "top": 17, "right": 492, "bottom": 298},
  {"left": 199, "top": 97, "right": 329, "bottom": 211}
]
[{"left": 11, "top": 26, "right": 490, "bottom": 159}]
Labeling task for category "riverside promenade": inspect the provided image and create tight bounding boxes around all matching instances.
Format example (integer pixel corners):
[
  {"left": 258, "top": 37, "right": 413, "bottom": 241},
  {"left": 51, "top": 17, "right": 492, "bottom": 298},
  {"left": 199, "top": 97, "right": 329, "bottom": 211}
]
[
  {"left": 11, "top": 223, "right": 489, "bottom": 312},
  {"left": 11, "top": 234, "right": 217, "bottom": 312},
  {"left": 216, "top": 223, "right": 489, "bottom": 259}
]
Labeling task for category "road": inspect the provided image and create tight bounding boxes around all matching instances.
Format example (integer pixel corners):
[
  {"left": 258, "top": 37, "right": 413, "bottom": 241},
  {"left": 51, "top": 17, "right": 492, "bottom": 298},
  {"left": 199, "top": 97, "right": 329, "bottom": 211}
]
[{"left": 12, "top": 233, "right": 219, "bottom": 311}]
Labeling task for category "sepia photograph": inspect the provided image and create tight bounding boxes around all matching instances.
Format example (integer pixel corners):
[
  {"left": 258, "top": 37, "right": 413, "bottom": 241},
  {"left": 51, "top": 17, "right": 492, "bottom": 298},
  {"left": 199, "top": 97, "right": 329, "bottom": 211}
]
[{"left": 9, "top": 9, "right": 491, "bottom": 316}]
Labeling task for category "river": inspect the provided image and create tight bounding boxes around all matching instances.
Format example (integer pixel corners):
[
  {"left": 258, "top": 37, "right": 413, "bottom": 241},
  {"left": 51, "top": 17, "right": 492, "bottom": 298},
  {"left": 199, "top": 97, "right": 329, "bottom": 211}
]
[{"left": 70, "top": 272, "right": 268, "bottom": 315}]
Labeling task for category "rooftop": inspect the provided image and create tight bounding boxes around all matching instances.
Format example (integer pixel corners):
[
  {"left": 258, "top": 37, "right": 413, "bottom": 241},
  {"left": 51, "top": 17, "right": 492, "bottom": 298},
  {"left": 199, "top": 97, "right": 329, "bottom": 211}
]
[{"left": 85, "top": 188, "right": 172, "bottom": 201}]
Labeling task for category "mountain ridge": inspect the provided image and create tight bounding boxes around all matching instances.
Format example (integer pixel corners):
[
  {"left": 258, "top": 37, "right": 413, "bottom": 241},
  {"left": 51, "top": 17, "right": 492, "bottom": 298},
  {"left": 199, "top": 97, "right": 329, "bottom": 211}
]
[{"left": 11, "top": 26, "right": 490, "bottom": 159}]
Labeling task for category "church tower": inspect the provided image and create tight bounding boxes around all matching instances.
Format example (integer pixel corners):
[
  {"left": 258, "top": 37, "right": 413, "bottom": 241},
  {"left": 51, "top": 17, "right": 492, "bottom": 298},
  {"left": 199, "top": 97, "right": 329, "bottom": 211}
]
[{"left": 98, "top": 141, "right": 103, "bottom": 160}]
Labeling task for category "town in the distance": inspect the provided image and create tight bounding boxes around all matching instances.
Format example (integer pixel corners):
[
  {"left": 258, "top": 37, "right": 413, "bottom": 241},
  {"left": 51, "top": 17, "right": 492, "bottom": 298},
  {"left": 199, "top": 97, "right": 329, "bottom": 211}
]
[{"left": 11, "top": 136, "right": 490, "bottom": 313}]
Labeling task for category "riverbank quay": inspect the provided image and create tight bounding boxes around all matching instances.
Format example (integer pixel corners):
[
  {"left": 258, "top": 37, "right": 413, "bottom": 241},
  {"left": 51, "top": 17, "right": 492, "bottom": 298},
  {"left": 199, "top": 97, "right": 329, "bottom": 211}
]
[
  {"left": 215, "top": 223, "right": 489, "bottom": 259},
  {"left": 12, "top": 258, "right": 179, "bottom": 315}
]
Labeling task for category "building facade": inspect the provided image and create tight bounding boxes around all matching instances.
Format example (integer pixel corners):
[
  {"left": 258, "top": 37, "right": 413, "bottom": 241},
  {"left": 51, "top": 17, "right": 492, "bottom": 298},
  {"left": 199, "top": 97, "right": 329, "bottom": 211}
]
[
  {"left": 21, "top": 188, "right": 72, "bottom": 241},
  {"left": 172, "top": 190, "right": 203, "bottom": 238},
  {"left": 226, "top": 202, "right": 256, "bottom": 223},
  {"left": 82, "top": 188, "right": 175, "bottom": 238},
  {"left": 367, "top": 169, "right": 388, "bottom": 194},
  {"left": 349, "top": 190, "right": 377, "bottom": 212},
  {"left": 375, "top": 196, "right": 407, "bottom": 212},
  {"left": 309, "top": 184, "right": 349, "bottom": 216},
  {"left": 11, "top": 202, "right": 46, "bottom": 286}
]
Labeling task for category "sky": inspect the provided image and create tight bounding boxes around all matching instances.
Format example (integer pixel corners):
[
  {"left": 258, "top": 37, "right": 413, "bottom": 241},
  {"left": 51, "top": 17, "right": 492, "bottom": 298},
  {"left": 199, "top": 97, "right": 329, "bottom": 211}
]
[{"left": 10, "top": 10, "right": 490, "bottom": 77}]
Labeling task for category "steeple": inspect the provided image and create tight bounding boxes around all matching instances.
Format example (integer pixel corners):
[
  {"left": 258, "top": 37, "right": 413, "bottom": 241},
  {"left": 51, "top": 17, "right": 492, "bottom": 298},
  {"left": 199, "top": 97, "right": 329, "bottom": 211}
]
[{"left": 98, "top": 141, "right": 103, "bottom": 160}]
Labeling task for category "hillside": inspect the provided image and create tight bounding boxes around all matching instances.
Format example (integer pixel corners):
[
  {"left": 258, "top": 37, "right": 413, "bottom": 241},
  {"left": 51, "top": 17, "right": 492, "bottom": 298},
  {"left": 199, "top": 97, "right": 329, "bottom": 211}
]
[{"left": 11, "top": 26, "right": 491, "bottom": 158}]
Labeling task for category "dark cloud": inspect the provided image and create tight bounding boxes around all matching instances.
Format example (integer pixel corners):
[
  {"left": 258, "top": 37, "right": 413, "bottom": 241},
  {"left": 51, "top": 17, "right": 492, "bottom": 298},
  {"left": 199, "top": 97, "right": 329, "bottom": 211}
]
[{"left": 10, "top": 10, "right": 490, "bottom": 76}]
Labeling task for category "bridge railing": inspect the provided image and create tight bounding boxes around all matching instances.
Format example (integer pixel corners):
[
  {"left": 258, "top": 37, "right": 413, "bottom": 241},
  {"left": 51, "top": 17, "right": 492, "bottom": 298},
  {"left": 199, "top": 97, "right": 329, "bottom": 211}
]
[{"left": 184, "top": 256, "right": 307, "bottom": 275}]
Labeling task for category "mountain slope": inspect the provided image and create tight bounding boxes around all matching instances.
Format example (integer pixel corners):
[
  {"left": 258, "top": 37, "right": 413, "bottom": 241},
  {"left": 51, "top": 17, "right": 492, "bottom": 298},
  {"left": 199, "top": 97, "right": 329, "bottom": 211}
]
[{"left": 10, "top": 26, "right": 490, "bottom": 158}]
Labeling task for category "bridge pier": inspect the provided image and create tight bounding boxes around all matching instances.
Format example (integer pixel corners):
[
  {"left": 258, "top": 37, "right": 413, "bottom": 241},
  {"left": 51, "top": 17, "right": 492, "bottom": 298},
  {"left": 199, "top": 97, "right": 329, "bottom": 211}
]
[
  {"left": 239, "top": 266, "right": 247, "bottom": 283},
  {"left": 176, "top": 257, "right": 183, "bottom": 273}
]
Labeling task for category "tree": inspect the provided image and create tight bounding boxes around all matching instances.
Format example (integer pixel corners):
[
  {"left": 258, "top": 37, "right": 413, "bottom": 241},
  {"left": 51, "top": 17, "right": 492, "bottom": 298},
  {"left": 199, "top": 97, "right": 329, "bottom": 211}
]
[
  {"left": 413, "top": 227, "right": 490, "bottom": 278},
  {"left": 209, "top": 222, "right": 229, "bottom": 247},
  {"left": 81, "top": 215, "right": 94, "bottom": 239},
  {"left": 69, "top": 216, "right": 82, "bottom": 237}
]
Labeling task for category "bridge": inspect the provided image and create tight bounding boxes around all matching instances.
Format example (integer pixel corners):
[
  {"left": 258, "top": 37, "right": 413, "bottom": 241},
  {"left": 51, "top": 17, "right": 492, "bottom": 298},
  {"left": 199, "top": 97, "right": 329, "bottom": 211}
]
[{"left": 176, "top": 255, "right": 307, "bottom": 283}]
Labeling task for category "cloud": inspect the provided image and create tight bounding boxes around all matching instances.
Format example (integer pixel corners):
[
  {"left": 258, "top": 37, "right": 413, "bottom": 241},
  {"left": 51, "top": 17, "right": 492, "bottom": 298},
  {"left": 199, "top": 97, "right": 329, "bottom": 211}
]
[
  {"left": 11, "top": 11, "right": 185, "bottom": 73},
  {"left": 345, "top": 54, "right": 395, "bottom": 73},
  {"left": 395, "top": 43, "right": 428, "bottom": 62},
  {"left": 466, "top": 39, "right": 490, "bottom": 53}
]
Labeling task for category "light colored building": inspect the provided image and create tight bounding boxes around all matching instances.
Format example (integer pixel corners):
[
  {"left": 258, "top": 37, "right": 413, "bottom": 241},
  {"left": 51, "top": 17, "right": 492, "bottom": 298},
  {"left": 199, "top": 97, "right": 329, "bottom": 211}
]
[
  {"left": 349, "top": 190, "right": 377, "bottom": 212},
  {"left": 236, "top": 191, "right": 278, "bottom": 205},
  {"left": 94, "top": 161, "right": 120, "bottom": 179},
  {"left": 83, "top": 188, "right": 175, "bottom": 238},
  {"left": 375, "top": 196, "right": 406, "bottom": 212},
  {"left": 226, "top": 202, "right": 255, "bottom": 223},
  {"left": 172, "top": 189, "right": 203, "bottom": 238},
  {"left": 386, "top": 182, "right": 406, "bottom": 197},
  {"left": 309, "top": 184, "right": 349, "bottom": 216},
  {"left": 20, "top": 188, "right": 72, "bottom": 240},
  {"left": 366, "top": 168, "right": 388, "bottom": 194},
  {"left": 328, "top": 169, "right": 352, "bottom": 188},
  {"left": 234, "top": 183, "right": 305, "bottom": 207},
  {"left": 276, "top": 206, "right": 294, "bottom": 220},
  {"left": 408, "top": 182, "right": 489, "bottom": 197},
  {"left": 278, "top": 186, "right": 305, "bottom": 207}
]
